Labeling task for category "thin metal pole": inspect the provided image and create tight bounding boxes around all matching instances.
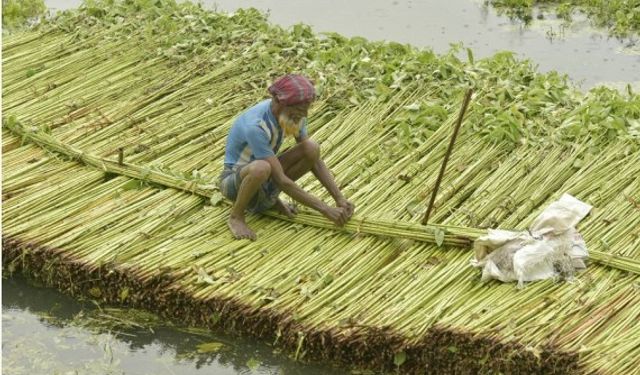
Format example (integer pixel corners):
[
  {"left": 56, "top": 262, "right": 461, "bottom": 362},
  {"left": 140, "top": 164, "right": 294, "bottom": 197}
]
[{"left": 422, "top": 88, "right": 473, "bottom": 225}]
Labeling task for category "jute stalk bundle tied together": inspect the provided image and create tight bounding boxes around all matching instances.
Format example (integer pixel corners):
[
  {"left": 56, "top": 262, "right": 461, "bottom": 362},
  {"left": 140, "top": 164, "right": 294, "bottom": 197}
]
[{"left": 6, "top": 118, "right": 640, "bottom": 275}]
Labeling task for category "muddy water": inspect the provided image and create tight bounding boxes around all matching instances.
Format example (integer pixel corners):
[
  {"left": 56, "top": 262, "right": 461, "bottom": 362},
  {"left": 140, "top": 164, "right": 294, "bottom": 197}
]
[
  {"left": 2, "top": 275, "right": 347, "bottom": 375},
  {"left": 45, "top": 0, "right": 640, "bottom": 90}
]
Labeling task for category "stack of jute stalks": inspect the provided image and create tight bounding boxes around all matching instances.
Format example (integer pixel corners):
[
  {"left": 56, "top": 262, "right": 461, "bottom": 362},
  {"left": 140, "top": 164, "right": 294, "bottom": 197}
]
[{"left": 3, "top": 1, "right": 639, "bottom": 374}]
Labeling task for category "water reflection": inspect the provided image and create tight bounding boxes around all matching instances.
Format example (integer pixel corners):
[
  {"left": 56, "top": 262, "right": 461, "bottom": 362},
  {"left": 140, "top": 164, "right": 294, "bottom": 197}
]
[{"left": 2, "top": 276, "right": 346, "bottom": 375}]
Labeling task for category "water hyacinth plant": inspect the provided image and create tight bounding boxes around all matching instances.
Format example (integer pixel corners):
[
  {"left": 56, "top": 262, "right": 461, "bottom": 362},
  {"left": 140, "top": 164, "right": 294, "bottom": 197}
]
[
  {"left": 487, "top": 0, "right": 640, "bottom": 37},
  {"left": 3, "top": 1, "right": 640, "bottom": 374}
]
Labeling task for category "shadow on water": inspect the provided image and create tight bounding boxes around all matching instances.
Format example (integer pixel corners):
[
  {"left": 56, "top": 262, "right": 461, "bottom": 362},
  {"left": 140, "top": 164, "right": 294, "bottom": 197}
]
[{"left": 2, "top": 275, "right": 348, "bottom": 375}]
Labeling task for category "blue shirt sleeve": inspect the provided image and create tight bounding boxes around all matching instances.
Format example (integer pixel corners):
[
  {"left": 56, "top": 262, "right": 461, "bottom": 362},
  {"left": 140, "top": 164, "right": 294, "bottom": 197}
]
[
  {"left": 245, "top": 121, "right": 275, "bottom": 159},
  {"left": 296, "top": 118, "right": 309, "bottom": 141}
]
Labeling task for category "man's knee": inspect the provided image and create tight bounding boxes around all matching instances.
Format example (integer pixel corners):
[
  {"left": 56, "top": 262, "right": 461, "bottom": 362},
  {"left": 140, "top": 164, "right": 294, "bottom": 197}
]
[
  {"left": 245, "top": 160, "right": 271, "bottom": 181},
  {"left": 301, "top": 139, "right": 320, "bottom": 162}
]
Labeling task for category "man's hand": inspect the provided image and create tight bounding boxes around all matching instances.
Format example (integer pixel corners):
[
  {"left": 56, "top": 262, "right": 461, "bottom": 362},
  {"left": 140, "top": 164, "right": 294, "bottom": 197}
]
[
  {"left": 322, "top": 206, "right": 348, "bottom": 227},
  {"left": 274, "top": 198, "right": 298, "bottom": 219},
  {"left": 336, "top": 198, "right": 355, "bottom": 219}
]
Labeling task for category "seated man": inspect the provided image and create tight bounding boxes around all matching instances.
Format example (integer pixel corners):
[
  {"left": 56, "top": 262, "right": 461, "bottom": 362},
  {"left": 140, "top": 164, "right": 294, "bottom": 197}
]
[{"left": 219, "top": 74, "right": 355, "bottom": 240}]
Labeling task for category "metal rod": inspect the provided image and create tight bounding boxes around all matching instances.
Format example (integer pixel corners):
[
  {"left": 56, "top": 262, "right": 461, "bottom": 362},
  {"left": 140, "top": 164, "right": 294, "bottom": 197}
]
[{"left": 422, "top": 88, "right": 473, "bottom": 225}]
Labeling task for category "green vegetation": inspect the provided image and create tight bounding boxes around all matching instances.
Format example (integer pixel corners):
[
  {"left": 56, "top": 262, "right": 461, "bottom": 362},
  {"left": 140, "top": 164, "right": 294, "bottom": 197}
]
[
  {"left": 3, "top": 1, "right": 639, "bottom": 374},
  {"left": 2, "top": 0, "right": 46, "bottom": 29},
  {"left": 488, "top": 0, "right": 640, "bottom": 37}
]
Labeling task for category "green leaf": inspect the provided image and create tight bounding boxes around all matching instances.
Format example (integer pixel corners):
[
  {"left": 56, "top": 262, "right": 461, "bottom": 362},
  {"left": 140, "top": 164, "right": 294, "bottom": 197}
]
[
  {"left": 434, "top": 228, "right": 445, "bottom": 247},
  {"left": 323, "top": 274, "right": 334, "bottom": 286},
  {"left": 393, "top": 351, "right": 407, "bottom": 367},
  {"left": 572, "top": 158, "right": 584, "bottom": 169},
  {"left": 403, "top": 102, "right": 420, "bottom": 111},
  {"left": 194, "top": 266, "right": 217, "bottom": 285},
  {"left": 246, "top": 358, "right": 261, "bottom": 370},
  {"left": 119, "top": 287, "right": 129, "bottom": 302},
  {"left": 196, "top": 342, "right": 224, "bottom": 353},
  {"left": 447, "top": 346, "right": 459, "bottom": 353},
  {"left": 210, "top": 312, "right": 221, "bottom": 325},
  {"left": 350, "top": 370, "right": 376, "bottom": 375},
  {"left": 121, "top": 179, "right": 142, "bottom": 191},
  {"left": 210, "top": 192, "right": 224, "bottom": 206},
  {"left": 398, "top": 121, "right": 411, "bottom": 143},
  {"left": 300, "top": 285, "right": 313, "bottom": 299}
]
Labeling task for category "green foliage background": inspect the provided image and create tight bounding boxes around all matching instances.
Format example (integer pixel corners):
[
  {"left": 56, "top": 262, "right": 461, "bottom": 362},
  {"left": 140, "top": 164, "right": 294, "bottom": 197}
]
[
  {"left": 489, "top": 0, "right": 640, "bottom": 37},
  {"left": 2, "top": 0, "right": 47, "bottom": 28}
]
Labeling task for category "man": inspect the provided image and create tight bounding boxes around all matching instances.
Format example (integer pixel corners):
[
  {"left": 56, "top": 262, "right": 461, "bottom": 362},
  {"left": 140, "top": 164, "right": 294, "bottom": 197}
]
[{"left": 219, "top": 74, "right": 355, "bottom": 240}]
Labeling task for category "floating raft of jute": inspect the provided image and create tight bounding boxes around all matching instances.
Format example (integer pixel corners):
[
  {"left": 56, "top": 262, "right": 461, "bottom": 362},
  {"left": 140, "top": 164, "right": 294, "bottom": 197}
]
[{"left": 3, "top": 1, "right": 639, "bottom": 374}]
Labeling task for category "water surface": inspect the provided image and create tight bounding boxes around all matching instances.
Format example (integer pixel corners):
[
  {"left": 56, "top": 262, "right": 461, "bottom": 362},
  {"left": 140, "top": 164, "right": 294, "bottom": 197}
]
[{"left": 2, "top": 276, "right": 346, "bottom": 375}]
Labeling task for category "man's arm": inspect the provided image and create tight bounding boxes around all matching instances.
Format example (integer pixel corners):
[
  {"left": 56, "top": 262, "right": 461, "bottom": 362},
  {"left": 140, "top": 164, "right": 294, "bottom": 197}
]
[
  {"left": 296, "top": 135, "right": 355, "bottom": 217},
  {"left": 264, "top": 155, "right": 348, "bottom": 226},
  {"left": 311, "top": 159, "right": 345, "bottom": 197}
]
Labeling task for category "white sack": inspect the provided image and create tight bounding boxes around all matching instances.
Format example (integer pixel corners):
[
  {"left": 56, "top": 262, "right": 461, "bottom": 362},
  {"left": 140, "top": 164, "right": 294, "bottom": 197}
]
[{"left": 471, "top": 194, "right": 592, "bottom": 287}]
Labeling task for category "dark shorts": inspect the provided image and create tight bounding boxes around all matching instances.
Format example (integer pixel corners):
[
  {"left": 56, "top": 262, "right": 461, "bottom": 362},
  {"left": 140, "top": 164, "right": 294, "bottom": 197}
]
[{"left": 218, "top": 164, "right": 280, "bottom": 213}]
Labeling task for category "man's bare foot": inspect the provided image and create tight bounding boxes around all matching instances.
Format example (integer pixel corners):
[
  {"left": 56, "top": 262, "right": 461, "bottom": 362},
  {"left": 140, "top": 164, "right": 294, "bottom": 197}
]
[
  {"left": 274, "top": 198, "right": 297, "bottom": 218},
  {"left": 227, "top": 214, "right": 256, "bottom": 240}
]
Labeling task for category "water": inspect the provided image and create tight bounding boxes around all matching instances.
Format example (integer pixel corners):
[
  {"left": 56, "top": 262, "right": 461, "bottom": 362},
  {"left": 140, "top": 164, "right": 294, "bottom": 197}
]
[
  {"left": 2, "top": 276, "right": 346, "bottom": 375},
  {"left": 44, "top": 0, "right": 640, "bottom": 90}
]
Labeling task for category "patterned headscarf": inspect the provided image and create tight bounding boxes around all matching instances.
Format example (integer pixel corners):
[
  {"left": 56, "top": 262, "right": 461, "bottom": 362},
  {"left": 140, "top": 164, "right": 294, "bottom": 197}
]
[{"left": 268, "top": 74, "right": 316, "bottom": 106}]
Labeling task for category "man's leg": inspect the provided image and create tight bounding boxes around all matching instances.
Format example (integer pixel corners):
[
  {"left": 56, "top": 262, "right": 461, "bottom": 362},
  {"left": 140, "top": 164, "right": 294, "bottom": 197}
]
[
  {"left": 278, "top": 139, "right": 320, "bottom": 181},
  {"left": 272, "top": 139, "right": 320, "bottom": 215},
  {"left": 228, "top": 160, "right": 271, "bottom": 240}
]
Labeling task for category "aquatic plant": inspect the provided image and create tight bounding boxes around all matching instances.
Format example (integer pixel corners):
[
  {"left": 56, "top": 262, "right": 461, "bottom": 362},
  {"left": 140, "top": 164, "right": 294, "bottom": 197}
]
[
  {"left": 488, "top": 0, "right": 640, "bottom": 37},
  {"left": 3, "top": 1, "right": 639, "bottom": 374}
]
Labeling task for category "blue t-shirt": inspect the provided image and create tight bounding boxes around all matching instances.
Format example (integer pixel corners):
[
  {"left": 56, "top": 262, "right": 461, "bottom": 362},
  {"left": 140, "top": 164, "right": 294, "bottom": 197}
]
[{"left": 223, "top": 99, "right": 308, "bottom": 168}]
